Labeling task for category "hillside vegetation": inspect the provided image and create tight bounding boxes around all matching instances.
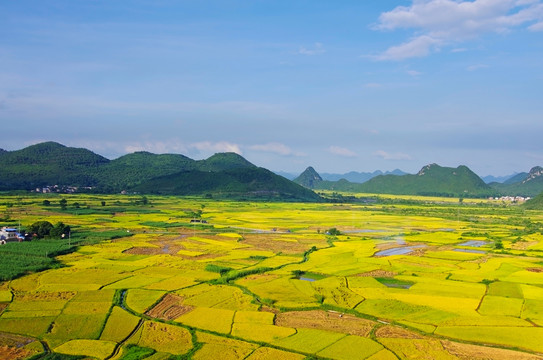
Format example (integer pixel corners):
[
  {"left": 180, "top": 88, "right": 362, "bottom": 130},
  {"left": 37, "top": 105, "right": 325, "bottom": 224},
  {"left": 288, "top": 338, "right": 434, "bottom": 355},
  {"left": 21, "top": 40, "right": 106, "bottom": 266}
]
[
  {"left": 491, "top": 167, "right": 543, "bottom": 197},
  {"left": 309, "top": 164, "right": 494, "bottom": 197},
  {"left": 0, "top": 142, "right": 320, "bottom": 201}
]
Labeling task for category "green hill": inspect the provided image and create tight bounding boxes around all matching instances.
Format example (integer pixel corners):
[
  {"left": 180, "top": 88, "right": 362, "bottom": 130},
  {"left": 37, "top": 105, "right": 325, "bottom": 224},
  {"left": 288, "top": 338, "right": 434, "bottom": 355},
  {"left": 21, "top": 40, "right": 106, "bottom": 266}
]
[
  {"left": 524, "top": 191, "right": 543, "bottom": 209},
  {"left": 132, "top": 167, "right": 322, "bottom": 201},
  {"left": 0, "top": 142, "right": 108, "bottom": 190},
  {"left": 196, "top": 152, "right": 255, "bottom": 172},
  {"left": 0, "top": 142, "right": 320, "bottom": 201},
  {"left": 294, "top": 167, "right": 323, "bottom": 189},
  {"left": 503, "top": 172, "right": 528, "bottom": 185},
  {"left": 491, "top": 167, "right": 543, "bottom": 197},
  {"left": 356, "top": 164, "right": 492, "bottom": 197},
  {"left": 97, "top": 152, "right": 197, "bottom": 191},
  {"left": 314, "top": 164, "right": 493, "bottom": 197}
]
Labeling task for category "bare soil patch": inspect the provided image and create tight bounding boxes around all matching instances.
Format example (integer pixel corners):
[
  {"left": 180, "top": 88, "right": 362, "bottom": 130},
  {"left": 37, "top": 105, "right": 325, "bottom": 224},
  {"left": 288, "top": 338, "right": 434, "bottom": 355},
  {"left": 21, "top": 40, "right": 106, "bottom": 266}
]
[
  {"left": 527, "top": 267, "right": 543, "bottom": 273},
  {"left": 275, "top": 310, "right": 375, "bottom": 337},
  {"left": 375, "top": 325, "right": 423, "bottom": 339},
  {"left": 441, "top": 339, "right": 543, "bottom": 360},
  {"left": 146, "top": 293, "right": 193, "bottom": 320}
]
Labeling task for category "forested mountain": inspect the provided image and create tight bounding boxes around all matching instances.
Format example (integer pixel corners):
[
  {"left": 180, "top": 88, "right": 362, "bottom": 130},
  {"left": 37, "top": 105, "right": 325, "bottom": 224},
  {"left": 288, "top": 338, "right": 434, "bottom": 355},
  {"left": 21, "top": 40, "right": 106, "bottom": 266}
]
[
  {"left": 0, "top": 142, "right": 108, "bottom": 189},
  {"left": 491, "top": 167, "right": 543, "bottom": 197},
  {"left": 293, "top": 167, "right": 323, "bottom": 189},
  {"left": 356, "top": 164, "right": 492, "bottom": 197},
  {"left": 296, "top": 163, "right": 494, "bottom": 197},
  {"left": 133, "top": 167, "right": 322, "bottom": 201},
  {"left": 0, "top": 142, "right": 321, "bottom": 201}
]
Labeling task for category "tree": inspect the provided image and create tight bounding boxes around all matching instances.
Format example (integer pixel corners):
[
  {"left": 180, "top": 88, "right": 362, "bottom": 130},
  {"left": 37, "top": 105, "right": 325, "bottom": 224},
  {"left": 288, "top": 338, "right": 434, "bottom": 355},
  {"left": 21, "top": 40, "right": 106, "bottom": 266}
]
[
  {"left": 59, "top": 198, "right": 67, "bottom": 210},
  {"left": 494, "top": 239, "right": 504, "bottom": 250},
  {"left": 326, "top": 227, "right": 341, "bottom": 236},
  {"left": 50, "top": 222, "right": 71, "bottom": 238},
  {"left": 29, "top": 221, "right": 54, "bottom": 238},
  {"left": 43, "top": 200, "right": 51, "bottom": 206},
  {"left": 101, "top": 201, "right": 106, "bottom": 206}
]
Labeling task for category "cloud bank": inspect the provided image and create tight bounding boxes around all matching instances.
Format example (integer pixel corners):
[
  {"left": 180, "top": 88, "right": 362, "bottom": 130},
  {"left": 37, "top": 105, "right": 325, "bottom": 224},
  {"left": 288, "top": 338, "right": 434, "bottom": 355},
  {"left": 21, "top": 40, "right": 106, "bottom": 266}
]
[{"left": 373, "top": 0, "right": 543, "bottom": 60}]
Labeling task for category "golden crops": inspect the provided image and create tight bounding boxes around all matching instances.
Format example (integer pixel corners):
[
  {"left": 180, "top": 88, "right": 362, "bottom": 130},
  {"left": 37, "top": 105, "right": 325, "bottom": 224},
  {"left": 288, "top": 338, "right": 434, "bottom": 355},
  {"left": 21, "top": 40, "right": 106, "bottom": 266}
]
[{"left": 0, "top": 193, "right": 543, "bottom": 359}]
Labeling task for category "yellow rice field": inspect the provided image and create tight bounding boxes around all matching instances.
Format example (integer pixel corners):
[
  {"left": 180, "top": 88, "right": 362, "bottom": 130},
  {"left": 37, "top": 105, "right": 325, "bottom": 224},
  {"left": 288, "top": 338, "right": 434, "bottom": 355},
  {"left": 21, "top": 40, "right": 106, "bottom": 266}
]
[{"left": 0, "top": 193, "right": 542, "bottom": 359}]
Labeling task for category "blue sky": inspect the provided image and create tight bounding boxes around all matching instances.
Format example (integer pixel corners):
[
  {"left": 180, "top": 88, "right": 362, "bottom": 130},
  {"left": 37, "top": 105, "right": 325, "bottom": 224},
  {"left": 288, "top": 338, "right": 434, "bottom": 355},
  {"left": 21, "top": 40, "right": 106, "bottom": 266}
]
[{"left": 1, "top": 0, "right": 542, "bottom": 176}]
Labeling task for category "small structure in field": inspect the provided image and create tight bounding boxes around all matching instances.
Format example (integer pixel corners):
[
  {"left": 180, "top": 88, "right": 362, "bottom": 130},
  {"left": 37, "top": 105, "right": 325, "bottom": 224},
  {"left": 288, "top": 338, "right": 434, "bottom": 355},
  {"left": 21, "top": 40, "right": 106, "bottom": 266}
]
[
  {"left": 0, "top": 227, "right": 25, "bottom": 244},
  {"left": 190, "top": 219, "right": 208, "bottom": 224}
]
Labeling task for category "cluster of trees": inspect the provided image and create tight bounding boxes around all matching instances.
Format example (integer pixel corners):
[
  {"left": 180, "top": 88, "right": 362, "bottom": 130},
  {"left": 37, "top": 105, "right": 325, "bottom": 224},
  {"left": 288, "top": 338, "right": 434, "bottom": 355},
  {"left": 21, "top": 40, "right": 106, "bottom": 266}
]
[{"left": 29, "top": 221, "right": 70, "bottom": 239}]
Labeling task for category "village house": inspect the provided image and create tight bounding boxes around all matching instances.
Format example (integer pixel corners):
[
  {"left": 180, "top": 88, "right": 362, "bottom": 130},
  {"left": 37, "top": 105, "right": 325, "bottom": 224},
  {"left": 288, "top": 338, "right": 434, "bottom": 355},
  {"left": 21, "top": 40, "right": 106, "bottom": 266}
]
[{"left": 0, "top": 227, "right": 24, "bottom": 244}]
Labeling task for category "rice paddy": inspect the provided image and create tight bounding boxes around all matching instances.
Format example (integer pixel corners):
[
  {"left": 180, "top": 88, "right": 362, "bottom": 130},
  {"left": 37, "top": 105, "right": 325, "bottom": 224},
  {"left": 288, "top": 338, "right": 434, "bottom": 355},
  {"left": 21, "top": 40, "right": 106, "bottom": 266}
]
[{"left": 0, "top": 193, "right": 542, "bottom": 359}]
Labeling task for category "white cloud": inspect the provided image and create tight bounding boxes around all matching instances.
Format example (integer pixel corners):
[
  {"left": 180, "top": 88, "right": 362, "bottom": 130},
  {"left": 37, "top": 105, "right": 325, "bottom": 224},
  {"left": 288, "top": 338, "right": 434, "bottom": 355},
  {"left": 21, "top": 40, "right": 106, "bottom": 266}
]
[
  {"left": 373, "top": 150, "right": 412, "bottom": 160},
  {"left": 190, "top": 141, "right": 242, "bottom": 155},
  {"left": 373, "top": 35, "right": 442, "bottom": 61},
  {"left": 249, "top": 142, "right": 300, "bottom": 156},
  {"left": 372, "top": 0, "right": 543, "bottom": 60},
  {"left": 123, "top": 141, "right": 189, "bottom": 155},
  {"left": 329, "top": 146, "right": 357, "bottom": 157},
  {"left": 299, "top": 42, "right": 325, "bottom": 55},
  {"left": 529, "top": 21, "right": 543, "bottom": 30}
]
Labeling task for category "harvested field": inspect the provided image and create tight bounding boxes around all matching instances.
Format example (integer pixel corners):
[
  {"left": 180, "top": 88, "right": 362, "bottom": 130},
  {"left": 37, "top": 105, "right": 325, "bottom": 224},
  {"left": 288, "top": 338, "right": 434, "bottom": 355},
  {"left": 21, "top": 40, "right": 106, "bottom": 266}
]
[
  {"left": 124, "top": 247, "right": 164, "bottom": 255},
  {"left": 375, "top": 325, "right": 424, "bottom": 339},
  {"left": 357, "top": 270, "right": 397, "bottom": 277},
  {"left": 511, "top": 241, "right": 538, "bottom": 250},
  {"left": 124, "top": 235, "right": 187, "bottom": 255},
  {"left": 527, "top": 268, "right": 543, "bottom": 273},
  {"left": 0, "top": 345, "right": 34, "bottom": 360},
  {"left": 146, "top": 294, "right": 193, "bottom": 320},
  {"left": 275, "top": 310, "right": 375, "bottom": 337},
  {"left": 260, "top": 306, "right": 280, "bottom": 315},
  {"left": 240, "top": 234, "right": 310, "bottom": 254},
  {"left": 441, "top": 339, "right": 543, "bottom": 360},
  {"left": 0, "top": 332, "right": 37, "bottom": 349},
  {"left": 15, "top": 291, "right": 76, "bottom": 302}
]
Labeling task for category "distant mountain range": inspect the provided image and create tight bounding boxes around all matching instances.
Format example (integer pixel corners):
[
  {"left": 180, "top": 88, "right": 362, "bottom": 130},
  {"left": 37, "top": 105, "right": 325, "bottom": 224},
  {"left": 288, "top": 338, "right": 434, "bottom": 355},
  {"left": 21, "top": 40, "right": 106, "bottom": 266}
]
[
  {"left": 283, "top": 169, "right": 523, "bottom": 185},
  {"left": 0, "top": 142, "right": 321, "bottom": 201},
  {"left": 294, "top": 164, "right": 543, "bottom": 198},
  {"left": 2, "top": 142, "right": 543, "bottom": 200},
  {"left": 278, "top": 169, "right": 406, "bottom": 182},
  {"left": 481, "top": 173, "right": 523, "bottom": 184}
]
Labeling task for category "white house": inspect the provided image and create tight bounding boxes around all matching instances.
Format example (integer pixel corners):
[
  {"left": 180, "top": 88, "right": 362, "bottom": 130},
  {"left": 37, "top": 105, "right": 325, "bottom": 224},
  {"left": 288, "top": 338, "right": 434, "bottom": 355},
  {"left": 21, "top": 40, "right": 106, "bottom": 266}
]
[{"left": 0, "top": 227, "right": 23, "bottom": 244}]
